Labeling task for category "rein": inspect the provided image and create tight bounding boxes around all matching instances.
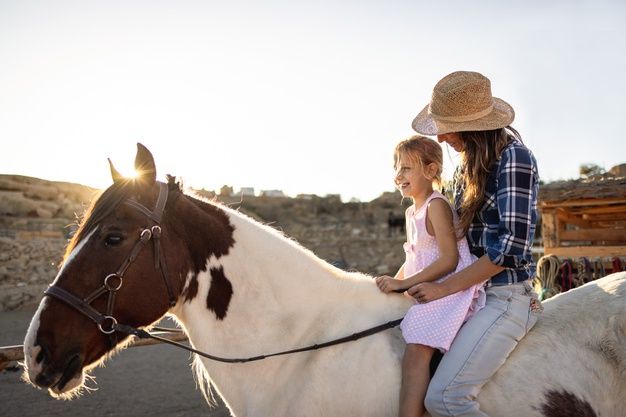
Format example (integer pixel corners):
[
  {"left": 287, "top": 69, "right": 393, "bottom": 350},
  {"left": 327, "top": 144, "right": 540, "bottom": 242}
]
[
  {"left": 44, "top": 181, "right": 403, "bottom": 363},
  {"left": 118, "top": 319, "right": 403, "bottom": 364}
]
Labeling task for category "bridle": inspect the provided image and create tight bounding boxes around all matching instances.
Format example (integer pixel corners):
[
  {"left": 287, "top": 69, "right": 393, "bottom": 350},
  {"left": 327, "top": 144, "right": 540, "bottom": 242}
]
[
  {"left": 44, "top": 181, "right": 175, "bottom": 337},
  {"left": 43, "top": 181, "right": 403, "bottom": 363}
]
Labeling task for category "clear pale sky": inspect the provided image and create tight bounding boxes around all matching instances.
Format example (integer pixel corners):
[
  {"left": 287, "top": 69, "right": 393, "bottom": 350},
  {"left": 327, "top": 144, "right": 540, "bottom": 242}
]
[{"left": 1, "top": 0, "right": 625, "bottom": 201}]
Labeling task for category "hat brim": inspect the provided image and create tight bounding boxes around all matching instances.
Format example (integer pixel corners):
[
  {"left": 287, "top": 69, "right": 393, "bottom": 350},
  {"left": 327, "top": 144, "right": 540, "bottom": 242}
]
[{"left": 412, "top": 97, "right": 515, "bottom": 136}]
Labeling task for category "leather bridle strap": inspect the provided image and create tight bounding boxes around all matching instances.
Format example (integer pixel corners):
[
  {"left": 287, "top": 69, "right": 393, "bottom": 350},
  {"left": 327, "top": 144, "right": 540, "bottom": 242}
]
[
  {"left": 126, "top": 182, "right": 176, "bottom": 306},
  {"left": 124, "top": 181, "right": 168, "bottom": 224},
  {"left": 44, "top": 181, "right": 174, "bottom": 335},
  {"left": 45, "top": 285, "right": 110, "bottom": 328}
]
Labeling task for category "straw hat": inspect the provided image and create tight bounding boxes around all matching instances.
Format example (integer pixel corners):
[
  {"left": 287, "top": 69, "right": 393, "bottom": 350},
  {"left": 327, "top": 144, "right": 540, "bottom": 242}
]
[{"left": 412, "top": 71, "right": 515, "bottom": 136}]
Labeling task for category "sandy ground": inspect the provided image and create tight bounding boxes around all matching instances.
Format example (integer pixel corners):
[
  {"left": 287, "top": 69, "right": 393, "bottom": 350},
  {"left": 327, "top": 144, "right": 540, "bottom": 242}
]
[{"left": 0, "top": 309, "right": 230, "bottom": 417}]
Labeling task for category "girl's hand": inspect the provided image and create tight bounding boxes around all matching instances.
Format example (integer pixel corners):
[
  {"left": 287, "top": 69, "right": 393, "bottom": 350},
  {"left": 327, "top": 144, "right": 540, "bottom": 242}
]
[
  {"left": 375, "top": 275, "right": 406, "bottom": 293},
  {"left": 407, "top": 282, "right": 448, "bottom": 303}
]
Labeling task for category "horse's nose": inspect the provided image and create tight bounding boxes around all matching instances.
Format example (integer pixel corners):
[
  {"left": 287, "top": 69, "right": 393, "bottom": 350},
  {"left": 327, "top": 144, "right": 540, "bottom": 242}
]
[
  {"left": 33, "top": 365, "right": 58, "bottom": 388},
  {"left": 35, "top": 345, "right": 46, "bottom": 364},
  {"left": 25, "top": 343, "right": 50, "bottom": 386},
  {"left": 25, "top": 342, "right": 84, "bottom": 392}
]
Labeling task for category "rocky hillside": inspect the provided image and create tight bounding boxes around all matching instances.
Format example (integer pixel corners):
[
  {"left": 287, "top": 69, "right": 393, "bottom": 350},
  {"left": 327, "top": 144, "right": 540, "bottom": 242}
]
[{"left": 0, "top": 175, "right": 408, "bottom": 311}]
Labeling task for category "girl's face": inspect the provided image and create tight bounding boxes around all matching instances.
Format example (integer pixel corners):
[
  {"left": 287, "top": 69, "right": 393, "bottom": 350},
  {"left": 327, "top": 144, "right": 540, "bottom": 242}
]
[
  {"left": 394, "top": 152, "right": 433, "bottom": 200},
  {"left": 437, "top": 132, "right": 464, "bottom": 152}
]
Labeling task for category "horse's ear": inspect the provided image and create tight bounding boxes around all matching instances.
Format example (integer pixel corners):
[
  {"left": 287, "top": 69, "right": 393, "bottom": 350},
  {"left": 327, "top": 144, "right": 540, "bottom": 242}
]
[
  {"left": 108, "top": 158, "right": 124, "bottom": 184},
  {"left": 134, "top": 143, "right": 157, "bottom": 185}
]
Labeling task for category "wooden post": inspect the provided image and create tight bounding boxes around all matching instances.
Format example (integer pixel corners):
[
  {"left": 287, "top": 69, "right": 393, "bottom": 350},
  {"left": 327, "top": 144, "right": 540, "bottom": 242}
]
[{"left": 542, "top": 210, "right": 557, "bottom": 249}]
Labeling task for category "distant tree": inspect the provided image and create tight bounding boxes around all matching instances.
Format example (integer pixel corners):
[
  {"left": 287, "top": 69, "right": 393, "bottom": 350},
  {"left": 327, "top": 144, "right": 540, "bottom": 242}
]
[
  {"left": 579, "top": 163, "right": 605, "bottom": 178},
  {"left": 219, "top": 185, "right": 234, "bottom": 196}
]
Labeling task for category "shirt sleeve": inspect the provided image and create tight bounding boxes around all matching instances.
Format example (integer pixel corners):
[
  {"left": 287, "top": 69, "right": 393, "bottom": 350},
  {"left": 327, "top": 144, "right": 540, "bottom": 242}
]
[{"left": 486, "top": 145, "right": 539, "bottom": 268}]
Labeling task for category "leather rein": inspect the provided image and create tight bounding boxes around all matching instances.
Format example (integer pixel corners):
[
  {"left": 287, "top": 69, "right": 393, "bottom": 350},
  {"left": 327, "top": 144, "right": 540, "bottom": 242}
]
[{"left": 44, "top": 181, "right": 402, "bottom": 364}]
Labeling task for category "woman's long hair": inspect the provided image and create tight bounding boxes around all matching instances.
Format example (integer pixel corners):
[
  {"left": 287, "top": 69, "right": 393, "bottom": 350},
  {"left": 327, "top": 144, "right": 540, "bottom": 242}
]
[{"left": 455, "top": 126, "right": 522, "bottom": 235}]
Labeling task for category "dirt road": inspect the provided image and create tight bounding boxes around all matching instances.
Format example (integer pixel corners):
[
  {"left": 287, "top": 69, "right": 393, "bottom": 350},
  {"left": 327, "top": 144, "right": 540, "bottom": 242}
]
[{"left": 0, "top": 310, "right": 230, "bottom": 417}]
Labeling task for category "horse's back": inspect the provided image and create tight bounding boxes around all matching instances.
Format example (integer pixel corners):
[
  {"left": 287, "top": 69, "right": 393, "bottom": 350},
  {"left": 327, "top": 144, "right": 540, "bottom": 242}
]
[{"left": 479, "top": 272, "right": 626, "bottom": 417}]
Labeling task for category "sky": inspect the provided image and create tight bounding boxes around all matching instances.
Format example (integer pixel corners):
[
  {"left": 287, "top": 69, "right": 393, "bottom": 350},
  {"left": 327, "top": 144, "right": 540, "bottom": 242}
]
[{"left": 1, "top": 0, "right": 625, "bottom": 202}]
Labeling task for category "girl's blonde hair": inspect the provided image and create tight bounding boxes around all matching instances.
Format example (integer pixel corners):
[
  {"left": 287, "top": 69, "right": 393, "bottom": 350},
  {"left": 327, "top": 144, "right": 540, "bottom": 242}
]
[{"left": 394, "top": 135, "right": 443, "bottom": 190}]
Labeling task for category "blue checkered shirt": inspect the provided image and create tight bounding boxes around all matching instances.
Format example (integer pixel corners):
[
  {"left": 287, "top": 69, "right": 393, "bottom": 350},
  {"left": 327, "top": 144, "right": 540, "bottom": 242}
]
[{"left": 454, "top": 140, "right": 539, "bottom": 286}]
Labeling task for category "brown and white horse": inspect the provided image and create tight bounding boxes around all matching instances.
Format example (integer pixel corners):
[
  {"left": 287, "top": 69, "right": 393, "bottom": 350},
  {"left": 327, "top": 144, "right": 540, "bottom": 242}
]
[{"left": 23, "top": 144, "right": 626, "bottom": 417}]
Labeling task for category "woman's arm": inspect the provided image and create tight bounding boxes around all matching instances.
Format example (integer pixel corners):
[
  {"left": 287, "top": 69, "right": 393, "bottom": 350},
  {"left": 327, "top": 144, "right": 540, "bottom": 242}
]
[
  {"left": 408, "top": 255, "right": 504, "bottom": 302},
  {"left": 409, "top": 144, "right": 538, "bottom": 303}
]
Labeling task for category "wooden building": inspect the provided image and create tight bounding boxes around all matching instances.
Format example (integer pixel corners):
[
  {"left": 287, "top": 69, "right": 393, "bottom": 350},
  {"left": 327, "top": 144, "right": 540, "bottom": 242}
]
[{"left": 539, "top": 175, "right": 626, "bottom": 258}]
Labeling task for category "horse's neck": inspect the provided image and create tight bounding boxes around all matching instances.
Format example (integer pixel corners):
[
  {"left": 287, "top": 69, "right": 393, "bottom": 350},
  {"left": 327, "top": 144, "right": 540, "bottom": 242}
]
[
  {"left": 175, "top": 208, "right": 409, "bottom": 349},
  {"left": 171, "top": 206, "right": 410, "bottom": 413}
]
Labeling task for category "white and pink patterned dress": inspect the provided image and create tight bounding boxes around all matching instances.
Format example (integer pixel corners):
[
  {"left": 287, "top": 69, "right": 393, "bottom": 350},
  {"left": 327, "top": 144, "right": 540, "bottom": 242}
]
[{"left": 400, "top": 191, "right": 485, "bottom": 352}]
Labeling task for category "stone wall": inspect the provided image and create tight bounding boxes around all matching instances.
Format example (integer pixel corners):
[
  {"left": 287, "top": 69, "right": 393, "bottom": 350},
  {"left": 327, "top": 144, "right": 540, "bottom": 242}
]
[
  {"left": 213, "top": 191, "right": 409, "bottom": 275},
  {"left": 0, "top": 175, "right": 98, "bottom": 311},
  {"left": 0, "top": 175, "right": 409, "bottom": 311}
]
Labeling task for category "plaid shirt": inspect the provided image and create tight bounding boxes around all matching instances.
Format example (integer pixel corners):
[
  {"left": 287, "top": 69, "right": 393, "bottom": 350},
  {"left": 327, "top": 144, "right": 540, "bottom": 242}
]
[{"left": 454, "top": 140, "right": 539, "bottom": 286}]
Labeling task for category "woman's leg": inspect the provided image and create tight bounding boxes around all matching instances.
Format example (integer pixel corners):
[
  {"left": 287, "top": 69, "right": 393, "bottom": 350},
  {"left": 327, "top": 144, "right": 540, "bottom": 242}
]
[
  {"left": 400, "top": 343, "right": 434, "bottom": 417},
  {"left": 424, "top": 283, "right": 540, "bottom": 417}
]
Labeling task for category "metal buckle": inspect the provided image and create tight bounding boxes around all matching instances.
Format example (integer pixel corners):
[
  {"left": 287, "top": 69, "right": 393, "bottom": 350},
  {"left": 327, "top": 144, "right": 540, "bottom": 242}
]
[
  {"left": 98, "top": 315, "right": 118, "bottom": 334},
  {"left": 140, "top": 228, "right": 152, "bottom": 241},
  {"left": 104, "top": 273, "right": 123, "bottom": 291}
]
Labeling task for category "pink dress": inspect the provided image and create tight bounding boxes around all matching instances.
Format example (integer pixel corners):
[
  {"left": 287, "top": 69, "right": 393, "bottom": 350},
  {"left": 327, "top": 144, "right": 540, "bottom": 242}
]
[{"left": 400, "top": 191, "right": 485, "bottom": 352}]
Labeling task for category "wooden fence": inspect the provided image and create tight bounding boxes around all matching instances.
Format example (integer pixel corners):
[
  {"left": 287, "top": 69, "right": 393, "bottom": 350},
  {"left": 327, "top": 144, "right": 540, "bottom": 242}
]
[{"left": 0, "top": 331, "right": 188, "bottom": 371}]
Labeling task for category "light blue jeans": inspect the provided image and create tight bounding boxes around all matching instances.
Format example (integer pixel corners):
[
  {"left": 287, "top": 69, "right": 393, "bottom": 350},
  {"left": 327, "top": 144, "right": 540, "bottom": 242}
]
[{"left": 424, "top": 281, "right": 541, "bottom": 417}]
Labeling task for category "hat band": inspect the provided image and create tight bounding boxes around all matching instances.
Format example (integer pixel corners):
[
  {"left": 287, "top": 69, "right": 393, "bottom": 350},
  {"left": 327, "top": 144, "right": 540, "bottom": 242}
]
[{"left": 429, "top": 104, "right": 494, "bottom": 123}]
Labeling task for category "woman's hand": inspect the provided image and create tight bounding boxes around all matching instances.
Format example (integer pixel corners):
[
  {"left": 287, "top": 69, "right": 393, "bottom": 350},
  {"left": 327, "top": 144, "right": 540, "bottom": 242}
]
[
  {"left": 375, "top": 275, "right": 406, "bottom": 293},
  {"left": 407, "top": 282, "right": 449, "bottom": 303}
]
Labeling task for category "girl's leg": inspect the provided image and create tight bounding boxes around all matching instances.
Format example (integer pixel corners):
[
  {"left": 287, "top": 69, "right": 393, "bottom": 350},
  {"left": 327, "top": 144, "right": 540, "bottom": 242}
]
[
  {"left": 400, "top": 343, "right": 435, "bottom": 417},
  {"left": 424, "top": 283, "right": 540, "bottom": 417}
]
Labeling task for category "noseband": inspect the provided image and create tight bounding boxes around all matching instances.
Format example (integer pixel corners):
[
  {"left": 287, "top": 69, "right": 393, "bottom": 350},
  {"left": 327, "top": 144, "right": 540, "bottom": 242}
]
[{"left": 44, "top": 182, "right": 176, "bottom": 336}]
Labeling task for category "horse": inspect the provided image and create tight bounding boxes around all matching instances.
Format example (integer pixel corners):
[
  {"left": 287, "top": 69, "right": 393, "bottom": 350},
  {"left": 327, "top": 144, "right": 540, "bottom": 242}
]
[{"left": 23, "top": 144, "right": 626, "bottom": 417}]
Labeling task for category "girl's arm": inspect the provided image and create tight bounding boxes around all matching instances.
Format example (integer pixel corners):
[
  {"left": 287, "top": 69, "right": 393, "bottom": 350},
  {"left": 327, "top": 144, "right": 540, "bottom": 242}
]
[
  {"left": 394, "top": 262, "right": 406, "bottom": 280},
  {"left": 404, "top": 198, "right": 459, "bottom": 285},
  {"left": 375, "top": 263, "right": 405, "bottom": 292},
  {"left": 377, "top": 199, "right": 458, "bottom": 293}
]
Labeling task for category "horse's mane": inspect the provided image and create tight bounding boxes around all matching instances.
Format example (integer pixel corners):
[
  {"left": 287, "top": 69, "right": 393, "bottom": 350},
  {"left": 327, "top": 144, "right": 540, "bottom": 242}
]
[{"left": 63, "top": 176, "right": 183, "bottom": 262}]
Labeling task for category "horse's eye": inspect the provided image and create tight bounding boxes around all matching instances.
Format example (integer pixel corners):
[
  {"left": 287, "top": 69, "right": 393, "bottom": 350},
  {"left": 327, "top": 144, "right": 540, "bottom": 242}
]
[{"left": 104, "top": 234, "right": 124, "bottom": 247}]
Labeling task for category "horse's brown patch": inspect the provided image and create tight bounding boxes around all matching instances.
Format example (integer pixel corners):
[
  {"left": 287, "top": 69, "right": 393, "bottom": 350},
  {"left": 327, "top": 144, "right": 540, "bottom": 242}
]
[
  {"left": 182, "top": 274, "right": 199, "bottom": 302},
  {"left": 175, "top": 198, "right": 236, "bottom": 317},
  {"left": 540, "top": 389, "right": 598, "bottom": 417},
  {"left": 184, "top": 200, "right": 235, "bottom": 275},
  {"left": 206, "top": 266, "right": 233, "bottom": 320}
]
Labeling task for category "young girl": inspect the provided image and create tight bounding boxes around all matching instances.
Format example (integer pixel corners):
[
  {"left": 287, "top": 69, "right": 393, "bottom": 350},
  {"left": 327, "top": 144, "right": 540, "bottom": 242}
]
[
  {"left": 410, "top": 71, "right": 541, "bottom": 417},
  {"left": 375, "top": 136, "right": 484, "bottom": 417}
]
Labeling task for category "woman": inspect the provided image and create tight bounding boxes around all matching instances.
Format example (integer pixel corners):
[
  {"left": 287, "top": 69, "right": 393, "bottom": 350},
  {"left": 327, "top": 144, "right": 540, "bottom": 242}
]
[{"left": 409, "top": 71, "right": 542, "bottom": 417}]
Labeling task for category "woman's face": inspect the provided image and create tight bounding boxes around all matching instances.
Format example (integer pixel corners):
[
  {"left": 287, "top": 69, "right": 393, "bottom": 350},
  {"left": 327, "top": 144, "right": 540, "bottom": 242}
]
[{"left": 437, "top": 132, "right": 464, "bottom": 152}]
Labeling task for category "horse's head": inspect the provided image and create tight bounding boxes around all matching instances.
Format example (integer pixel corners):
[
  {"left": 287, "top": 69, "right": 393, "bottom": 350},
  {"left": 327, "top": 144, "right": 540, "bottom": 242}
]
[{"left": 22, "top": 144, "right": 216, "bottom": 398}]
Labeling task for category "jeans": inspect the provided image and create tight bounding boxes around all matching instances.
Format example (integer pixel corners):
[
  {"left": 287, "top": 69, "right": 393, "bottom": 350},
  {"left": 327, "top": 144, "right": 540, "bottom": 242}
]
[{"left": 424, "top": 281, "right": 541, "bottom": 417}]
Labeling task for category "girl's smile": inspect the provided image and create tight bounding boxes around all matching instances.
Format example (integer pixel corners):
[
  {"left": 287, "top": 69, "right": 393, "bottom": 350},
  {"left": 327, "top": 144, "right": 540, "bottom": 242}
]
[{"left": 394, "top": 153, "right": 434, "bottom": 202}]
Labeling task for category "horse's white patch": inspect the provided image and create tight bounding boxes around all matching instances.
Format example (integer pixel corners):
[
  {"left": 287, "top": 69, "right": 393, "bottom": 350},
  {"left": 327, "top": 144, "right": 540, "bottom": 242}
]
[
  {"left": 51, "top": 227, "right": 98, "bottom": 285},
  {"left": 24, "top": 228, "right": 98, "bottom": 382},
  {"left": 24, "top": 297, "right": 47, "bottom": 382}
]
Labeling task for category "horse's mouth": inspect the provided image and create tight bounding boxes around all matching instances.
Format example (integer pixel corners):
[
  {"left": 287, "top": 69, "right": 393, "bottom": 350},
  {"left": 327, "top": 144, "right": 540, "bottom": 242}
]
[
  {"left": 31, "top": 353, "right": 85, "bottom": 396},
  {"left": 52, "top": 354, "right": 84, "bottom": 393}
]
